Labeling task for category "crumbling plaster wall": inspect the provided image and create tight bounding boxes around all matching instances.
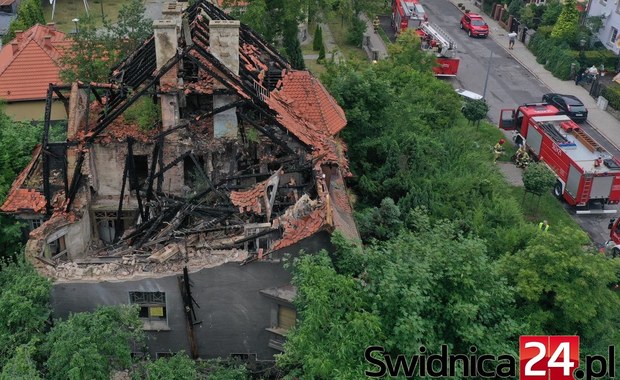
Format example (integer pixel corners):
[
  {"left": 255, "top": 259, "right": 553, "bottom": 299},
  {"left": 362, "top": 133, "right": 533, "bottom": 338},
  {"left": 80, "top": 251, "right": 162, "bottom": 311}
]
[
  {"left": 64, "top": 210, "right": 92, "bottom": 259},
  {"left": 90, "top": 143, "right": 152, "bottom": 197},
  {"left": 51, "top": 261, "right": 292, "bottom": 360}
]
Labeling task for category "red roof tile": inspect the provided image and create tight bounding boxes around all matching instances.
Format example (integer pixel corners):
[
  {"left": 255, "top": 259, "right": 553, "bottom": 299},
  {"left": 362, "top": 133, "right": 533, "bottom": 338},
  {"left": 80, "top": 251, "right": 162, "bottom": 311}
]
[
  {"left": 277, "top": 71, "right": 347, "bottom": 136},
  {"left": 0, "top": 24, "right": 71, "bottom": 102},
  {"left": 1, "top": 145, "right": 46, "bottom": 214},
  {"left": 272, "top": 206, "right": 329, "bottom": 251},
  {"left": 0, "top": 0, "right": 16, "bottom": 6},
  {"left": 230, "top": 180, "right": 267, "bottom": 214}
]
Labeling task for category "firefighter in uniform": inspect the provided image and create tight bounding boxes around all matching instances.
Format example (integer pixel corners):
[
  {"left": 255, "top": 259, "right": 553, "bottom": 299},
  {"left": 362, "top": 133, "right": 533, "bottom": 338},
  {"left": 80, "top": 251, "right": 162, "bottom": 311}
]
[
  {"left": 515, "top": 145, "right": 530, "bottom": 168},
  {"left": 373, "top": 16, "right": 380, "bottom": 33},
  {"left": 493, "top": 139, "right": 506, "bottom": 164},
  {"left": 538, "top": 220, "right": 550, "bottom": 232}
]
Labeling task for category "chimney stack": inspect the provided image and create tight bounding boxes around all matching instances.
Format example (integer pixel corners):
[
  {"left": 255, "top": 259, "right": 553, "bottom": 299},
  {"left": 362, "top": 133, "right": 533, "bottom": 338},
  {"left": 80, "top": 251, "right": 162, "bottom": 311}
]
[
  {"left": 46, "top": 22, "right": 56, "bottom": 32},
  {"left": 209, "top": 20, "right": 240, "bottom": 76},
  {"left": 15, "top": 30, "right": 23, "bottom": 41},
  {"left": 209, "top": 20, "right": 240, "bottom": 139},
  {"left": 11, "top": 42, "right": 19, "bottom": 55},
  {"left": 44, "top": 35, "right": 52, "bottom": 48}
]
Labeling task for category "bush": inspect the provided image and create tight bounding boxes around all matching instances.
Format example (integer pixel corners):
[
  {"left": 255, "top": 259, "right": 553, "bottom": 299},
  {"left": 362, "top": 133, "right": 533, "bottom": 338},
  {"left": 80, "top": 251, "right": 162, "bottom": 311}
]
[
  {"left": 123, "top": 97, "right": 160, "bottom": 131},
  {"left": 313, "top": 25, "right": 322, "bottom": 51},
  {"left": 568, "top": 49, "right": 619, "bottom": 70},
  {"left": 346, "top": 17, "right": 367, "bottom": 47},
  {"left": 544, "top": 47, "right": 576, "bottom": 80},
  {"left": 602, "top": 85, "right": 620, "bottom": 110}
]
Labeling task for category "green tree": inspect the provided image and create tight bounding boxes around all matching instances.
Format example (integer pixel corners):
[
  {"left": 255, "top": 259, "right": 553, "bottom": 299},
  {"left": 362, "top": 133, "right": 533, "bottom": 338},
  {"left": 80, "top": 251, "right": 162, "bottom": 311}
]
[
  {"left": 355, "top": 197, "right": 403, "bottom": 242},
  {"left": 500, "top": 228, "right": 620, "bottom": 350},
  {"left": 313, "top": 24, "right": 323, "bottom": 51},
  {"left": 541, "top": 0, "right": 563, "bottom": 26},
  {"left": 462, "top": 99, "right": 489, "bottom": 127},
  {"left": 5, "top": 0, "right": 45, "bottom": 41},
  {"left": 508, "top": 0, "right": 525, "bottom": 18},
  {"left": 0, "top": 343, "right": 43, "bottom": 380},
  {"left": 551, "top": 0, "right": 579, "bottom": 40},
  {"left": 284, "top": 23, "right": 306, "bottom": 69},
  {"left": 278, "top": 252, "right": 383, "bottom": 379},
  {"left": 317, "top": 41, "right": 326, "bottom": 63},
  {"left": 522, "top": 163, "right": 556, "bottom": 196},
  {"left": 44, "top": 305, "right": 144, "bottom": 380},
  {"left": 140, "top": 352, "right": 199, "bottom": 380},
  {"left": 60, "top": 15, "right": 116, "bottom": 84},
  {"left": 0, "top": 259, "right": 51, "bottom": 368},
  {"left": 109, "top": 0, "right": 153, "bottom": 59},
  {"left": 200, "top": 358, "right": 249, "bottom": 380}
]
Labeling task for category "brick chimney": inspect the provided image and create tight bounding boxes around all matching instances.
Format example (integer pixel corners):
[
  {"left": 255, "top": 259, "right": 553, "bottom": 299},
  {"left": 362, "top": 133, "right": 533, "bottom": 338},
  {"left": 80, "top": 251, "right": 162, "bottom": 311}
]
[
  {"left": 209, "top": 20, "right": 240, "bottom": 139},
  {"left": 153, "top": 4, "right": 184, "bottom": 195},
  {"left": 46, "top": 22, "right": 56, "bottom": 31},
  {"left": 15, "top": 30, "right": 23, "bottom": 41}
]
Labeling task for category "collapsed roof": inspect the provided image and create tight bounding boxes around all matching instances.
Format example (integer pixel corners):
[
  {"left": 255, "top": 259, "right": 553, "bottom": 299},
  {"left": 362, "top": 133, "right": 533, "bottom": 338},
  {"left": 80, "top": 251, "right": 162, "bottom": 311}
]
[{"left": 2, "top": 0, "right": 359, "bottom": 281}]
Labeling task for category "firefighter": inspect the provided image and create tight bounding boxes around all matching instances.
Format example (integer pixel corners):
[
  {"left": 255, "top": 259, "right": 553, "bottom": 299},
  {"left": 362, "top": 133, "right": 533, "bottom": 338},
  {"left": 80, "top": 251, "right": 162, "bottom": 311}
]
[
  {"left": 515, "top": 145, "right": 530, "bottom": 168},
  {"left": 493, "top": 139, "right": 506, "bottom": 164},
  {"left": 538, "top": 220, "right": 550, "bottom": 232},
  {"left": 373, "top": 16, "right": 380, "bottom": 33}
]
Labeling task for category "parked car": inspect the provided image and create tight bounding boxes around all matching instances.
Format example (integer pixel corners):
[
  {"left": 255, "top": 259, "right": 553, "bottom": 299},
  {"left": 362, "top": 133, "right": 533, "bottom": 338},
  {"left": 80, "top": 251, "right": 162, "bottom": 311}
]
[
  {"left": 460, "top": 13, "right": 489, "bottom": 38},
  {"left": 542, "top": 93, "right": 588, "bottom": 123}
]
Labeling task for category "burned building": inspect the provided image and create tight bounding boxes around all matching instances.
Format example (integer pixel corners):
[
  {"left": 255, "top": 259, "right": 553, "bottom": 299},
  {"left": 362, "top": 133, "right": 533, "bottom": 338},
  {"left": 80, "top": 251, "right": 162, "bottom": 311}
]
[{"left": 0, "top": 1, "right": 358, "bottom": 360}]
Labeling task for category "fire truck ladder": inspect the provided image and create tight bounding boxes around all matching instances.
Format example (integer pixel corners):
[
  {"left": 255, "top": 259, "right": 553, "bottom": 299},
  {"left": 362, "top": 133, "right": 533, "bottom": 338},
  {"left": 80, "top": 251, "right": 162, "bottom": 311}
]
[
  {"left": 420, "top": 22, "right": 457, "bottom": 57},
  {"left": 580, "top": 175, "right": 594, "bottom": 204},
  {"left": 571, "top": 128, "right": 601, "bottom": 152}
]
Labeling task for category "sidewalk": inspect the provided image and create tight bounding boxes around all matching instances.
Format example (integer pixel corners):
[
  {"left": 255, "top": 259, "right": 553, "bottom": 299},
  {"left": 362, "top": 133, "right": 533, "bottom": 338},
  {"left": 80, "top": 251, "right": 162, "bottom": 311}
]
[
  {"left": 301, "top": 21, "right": 345, "bottom": 64},
  {"left": 451, "top": 0, "right": 620, "bottom": 151},
  {"left": 360, "top": 13, "right": 389, "bottom": 61}
]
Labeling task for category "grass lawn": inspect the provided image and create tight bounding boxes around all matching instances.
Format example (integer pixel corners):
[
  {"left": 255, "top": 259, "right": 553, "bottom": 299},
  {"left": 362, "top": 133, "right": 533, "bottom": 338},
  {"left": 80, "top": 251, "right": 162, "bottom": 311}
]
[
  {"left": 509, "top": 187, "right": 580, "bottom": 230},
  {"left": 42, "top": 0, "right": 125, "bottom": 33},
  {"left": 325, "top": 16, "right": 368, "bottom": 61}
]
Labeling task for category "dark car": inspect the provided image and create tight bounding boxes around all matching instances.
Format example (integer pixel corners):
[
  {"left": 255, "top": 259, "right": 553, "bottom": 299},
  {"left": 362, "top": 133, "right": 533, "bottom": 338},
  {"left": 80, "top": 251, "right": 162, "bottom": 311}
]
[
  {"left": 542, "top": 93, "right": 588, "bottom": 123},
  {"left": 460, "top": 13, "right": 489, "bottom": 38}
]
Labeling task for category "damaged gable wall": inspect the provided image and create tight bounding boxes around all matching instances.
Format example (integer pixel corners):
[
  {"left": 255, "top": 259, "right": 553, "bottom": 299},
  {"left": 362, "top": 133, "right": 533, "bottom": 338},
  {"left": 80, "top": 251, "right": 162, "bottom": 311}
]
[{"left": 2, "top": 0, "right": 359, "bottom": 360}]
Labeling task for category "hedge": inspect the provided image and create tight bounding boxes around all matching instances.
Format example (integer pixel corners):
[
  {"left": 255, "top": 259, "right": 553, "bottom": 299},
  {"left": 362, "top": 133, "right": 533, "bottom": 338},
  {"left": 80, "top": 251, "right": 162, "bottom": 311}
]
[
  {"left": 602, "top": 84, "right": 620, "bottom": 110},
  {"left": 528, "top": 32, "right": 577, "bottom": 80},
  {"left": 568, "top": 50, "right": 619, "bottom": 71}
]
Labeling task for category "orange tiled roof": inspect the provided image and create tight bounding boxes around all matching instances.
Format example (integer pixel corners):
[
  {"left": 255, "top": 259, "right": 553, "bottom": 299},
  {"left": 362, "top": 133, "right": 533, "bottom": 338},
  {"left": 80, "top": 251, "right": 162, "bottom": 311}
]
[
  {"left": 0, "top": 0, "right": 16, "bottom": 6},
  {"left": 0, "top": 24, "right": 71, "bottom": 102},
  {"left": 0, "top": 145, "right": 46, "bottom": 214},
  {"left": 277, "top": 71, "right": 347, "bottom": 136}
]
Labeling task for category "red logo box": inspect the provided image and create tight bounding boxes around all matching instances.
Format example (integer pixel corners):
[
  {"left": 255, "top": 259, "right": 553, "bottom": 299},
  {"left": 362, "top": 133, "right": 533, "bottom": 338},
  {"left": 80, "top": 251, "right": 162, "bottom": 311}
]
[{"left": 520, "top": 336, "right": 580, "bottom": 380}]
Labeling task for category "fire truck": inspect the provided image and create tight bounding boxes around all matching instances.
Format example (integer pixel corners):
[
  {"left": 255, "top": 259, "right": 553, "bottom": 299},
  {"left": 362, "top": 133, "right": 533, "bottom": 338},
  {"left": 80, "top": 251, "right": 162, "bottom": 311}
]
[
  {"left": 416, "top": 22, "right": 460, "bottom": 76},
  {"left": 392, "top": 0, "right": 427, "bottom": 34},
  {"left": 499, "top": 103, "right": 620, "bottom": 214}
]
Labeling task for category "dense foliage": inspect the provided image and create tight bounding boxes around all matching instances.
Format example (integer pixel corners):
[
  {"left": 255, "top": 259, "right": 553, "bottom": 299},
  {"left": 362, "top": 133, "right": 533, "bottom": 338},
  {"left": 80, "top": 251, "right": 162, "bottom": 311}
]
[
  {"left": 279, "top": 25, "right": 620, "bottom": 378},
  {"left": 5, "top": 0, "right": 45, "bottom": 41},
  {"left": 60, "top": 0, "right": 152, "bottom": 83}
]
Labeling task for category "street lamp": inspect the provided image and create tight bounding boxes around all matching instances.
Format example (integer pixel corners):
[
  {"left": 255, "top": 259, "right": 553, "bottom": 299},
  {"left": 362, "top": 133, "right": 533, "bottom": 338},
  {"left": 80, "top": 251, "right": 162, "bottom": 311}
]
[
  {"left": 72, "top": 18, "right": 79, "bottom": 34},
  {"left": 579, "top": 38, "right": 586, "bottom": 67}
]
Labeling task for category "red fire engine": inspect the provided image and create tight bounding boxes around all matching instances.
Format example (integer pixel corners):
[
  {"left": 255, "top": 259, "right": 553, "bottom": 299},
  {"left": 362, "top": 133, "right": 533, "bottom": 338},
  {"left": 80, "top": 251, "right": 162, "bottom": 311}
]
[
  {"left": 392, "top": 0, "right": 427, "bottom": 34},
  {"left": 416, "top": 22, "right": 460, "bottom": 76},
  {"left": 499, "top": 103, "right": 620, "bottom": 214}
]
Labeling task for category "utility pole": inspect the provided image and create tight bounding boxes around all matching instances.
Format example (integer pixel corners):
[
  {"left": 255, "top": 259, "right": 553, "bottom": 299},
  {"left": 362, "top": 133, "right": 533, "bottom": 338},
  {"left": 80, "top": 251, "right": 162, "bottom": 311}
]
[{"left": 482, "top": 51, "right": 493, "bottom": 99}]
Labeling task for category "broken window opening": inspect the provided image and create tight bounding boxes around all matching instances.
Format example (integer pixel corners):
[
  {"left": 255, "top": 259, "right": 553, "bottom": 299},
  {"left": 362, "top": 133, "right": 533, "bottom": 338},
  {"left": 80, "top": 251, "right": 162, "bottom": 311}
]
[
  {"left": 45, "top": 235, "right": 67, "bottom": 260},
  {"left": 129, "top": 291, "right": 169, "bottom": 331},
  {"left": 94, "top": 210, "right": 137, "bottom": 245},
  {"left": 131, "top": 155, "right": 149, "bottom": 191},
  {"left": 28, "top": 218, "right": 44, "bottom": 231},
  {"left": 183, "top": 155, "right": 205, "bottom": 194}
]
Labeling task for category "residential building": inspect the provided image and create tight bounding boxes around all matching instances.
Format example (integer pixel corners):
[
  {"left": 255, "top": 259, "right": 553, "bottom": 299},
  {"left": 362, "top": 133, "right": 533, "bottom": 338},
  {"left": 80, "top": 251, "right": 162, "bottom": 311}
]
[
  {"left": 587, "top": 0, "right": 620, "bottom": 54},
  {"left": 0, "top": 0, "right": 18, "bottom": 37},
  {"left": 0, "top": 23, "right": 69, "bottom": 121},
  {"left": 1, "top": 0, "right": 358, "bottom": 360}
]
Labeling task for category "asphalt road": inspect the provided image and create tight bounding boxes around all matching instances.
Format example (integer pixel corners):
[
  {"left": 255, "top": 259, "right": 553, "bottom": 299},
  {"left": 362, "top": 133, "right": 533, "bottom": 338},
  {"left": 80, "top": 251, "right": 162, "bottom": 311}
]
[{"left": 381, "top": 0, "right": 617, "bottom": 247}]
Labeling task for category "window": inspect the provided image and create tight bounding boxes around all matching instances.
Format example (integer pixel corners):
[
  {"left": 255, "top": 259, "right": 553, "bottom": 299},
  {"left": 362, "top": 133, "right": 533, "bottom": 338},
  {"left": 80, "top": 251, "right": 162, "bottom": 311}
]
[
  {"left": 130, "top": 155, "right": 149, "bottom": 190},
  {"left": 94, "top": 210, "right": 136, "bottom": 245},
  {"left": 28, "top": 218, "right": 43, "bottom": 231},
  {"left": 277, "top": 305, "right": 296, "bottom": 330},
  {"left": 45, "top": 235, "right": 67, "bottom": 260},
  {"left": 610, "top": 27, "right": 618, "bottom": 45},
  {"left": 129, "top": 291, "right": 169, "bottom": 330}
]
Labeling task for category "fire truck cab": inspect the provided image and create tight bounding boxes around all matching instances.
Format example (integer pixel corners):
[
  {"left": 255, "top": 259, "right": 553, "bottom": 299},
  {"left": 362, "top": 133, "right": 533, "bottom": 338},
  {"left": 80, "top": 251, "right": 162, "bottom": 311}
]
[{"left": 499, "top": 103, "right": 620, "bottom": 214}]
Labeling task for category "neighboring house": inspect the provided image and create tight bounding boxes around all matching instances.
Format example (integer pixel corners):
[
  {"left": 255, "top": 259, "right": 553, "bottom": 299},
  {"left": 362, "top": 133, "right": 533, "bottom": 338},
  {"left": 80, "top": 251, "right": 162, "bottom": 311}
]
[
  {"left": 1, "top": 0, "right": 359, "bottom": 361},
  {"left": 0, "top": 0, "right": 18, "bottom": 37},
  {"left": 587, "top": 0, "right": 620, "bottom": 54},
  {"left": 0, "top": 23, "right": 70, "bottom": 121}
]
